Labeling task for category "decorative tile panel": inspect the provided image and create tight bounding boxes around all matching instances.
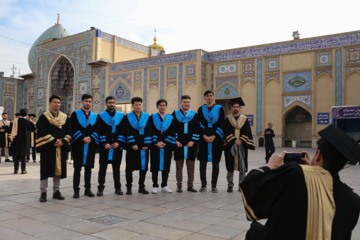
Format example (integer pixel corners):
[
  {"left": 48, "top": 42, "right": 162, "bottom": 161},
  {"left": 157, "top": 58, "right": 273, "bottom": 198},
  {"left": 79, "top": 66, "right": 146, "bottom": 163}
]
[
  {"left": 217, "top": 62, "right": 237, "bottom": 75},
  {"left": 266, "top": 57, "right": 279, "bottom": 72},
  {"left": 216, "top": 77, "right": 238, "bottom": 88},
  {"left": 92, "top": 68, "right": 102, "bottom": 89},
  {"left": 101, "top": 67, "right": 106, "bottom": 111},
  {"left": 38, "top": 57, "right": 46, "bottom": 82},
  {"left": 346, "top": 48, "right": 360, "bottom": 64},
  {"left": 150, "top": 69, "right": 159, "bottom": 81},
  {"left": 256, "top": 58, "right": 262, "bottom": 134},
  {"left": 134, "top": 71, "right": 142, "bottom": 89},
  {"left": 167, "top": 67, "right": 177, "bottom": 79},
  {"left": 243, "top": 77, "right": 255, "bottom": 84},
  {"left": 283, "top": 95, "right": 312, "bottom": 110},
  {"left": 17, "top": 81, "right": 23, "bottom": 112},
  {"left": 316, "top": 70, "right": 332, "bottom": 76},
  {"left": 0, "top": 80, "right": 3, "bottom": 105},
  {"left": 101, "top": 32, "right": 114, "bottom": 42},
  {"left": 335, "top": 49, "right": 342, "bottom": 106},
  {"left": 347, "top": 67, "right": 360, "bottom": 72},
  {"left": 243, "top": 60, "right": 255, "bottom": 74},
  {"left": 116, "top": 37, "right": 151, "bottom": 54},
  {"left": 79, "top": 81, "right": 88, "bottom": 95},
  {"left": 80, "top": 46, "right": 89, "bottom": 76},
  {"left": 266, "top": 74, "right": 279, "bottom": 80},
  {"left": 185, "top": 64, "right": 196, "bottom": 78},
  {"left": 110, "top": 81, "right": 131, "bottom": 102},
  {"left": 201, "top": 64, "right": 206, "bottom": 77},
  {"left": 178, "top": 64, "right": 183, "bottom": 105},
  {"left": 4, "top": 97, "right": 14, "bottom": 120},
  {"left": 160, "top": 66, "right": 164, "bottom": 99},
  {"left": 143, "top": 69, "right": 148, "bottom": 112},
  {"left": 37, "top": 87, "right": 44, "bottom": 100},
  {"left": 316, "top": 52, "right": 332, "bottom": 67},
  {"left": 185, "top": 79, "right": 196, "bottom": 86},
  {"left": 216, "top": 84, "right": 238, "bottom": 98},
  {"left": 283, "top": 72, "right": 311, "bottom": 93}
]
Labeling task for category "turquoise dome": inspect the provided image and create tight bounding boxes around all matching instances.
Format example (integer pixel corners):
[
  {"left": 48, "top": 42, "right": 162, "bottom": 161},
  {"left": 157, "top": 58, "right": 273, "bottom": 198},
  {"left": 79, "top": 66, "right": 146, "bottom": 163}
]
[{"left": 28, "top": 24, "right": 70, "bottom": 72}]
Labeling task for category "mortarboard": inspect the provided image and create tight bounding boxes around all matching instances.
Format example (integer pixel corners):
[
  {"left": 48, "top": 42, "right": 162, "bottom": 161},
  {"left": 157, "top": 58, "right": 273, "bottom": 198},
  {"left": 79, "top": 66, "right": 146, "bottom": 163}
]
[
  {"left": 29, "top": 114, "right": 37, "bottom": 117},
  {"left": 230, "top": 97, "right": 245, "bottom": 106},
  {"left": 318, "top": 125, "right": 360, "bottom": 164}
]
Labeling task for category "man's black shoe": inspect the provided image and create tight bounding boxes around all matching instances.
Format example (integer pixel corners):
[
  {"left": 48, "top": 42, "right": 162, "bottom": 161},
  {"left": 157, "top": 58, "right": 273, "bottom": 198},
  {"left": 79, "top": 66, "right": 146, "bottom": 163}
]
[
  {"left": 84, "top": 189, "right": 95, "bottom": 197},
  {"left": 187, "top": 187, "right": 197, "bottom": 192},
  {"left": 5, "top": 159, "right": 10, "bottom": 162},
  {"left": 227, "top": 186, "right": 233, "bottom": 193},
  {"left": 138, "top": 188, "right": 149, "bottom": 194},
  {"left": 53, "top": 190, "right": 65, "bottom": 200},
  {"left": 177, "top": 186, "right": 183, "bottom": 193},
  {"left": 14, "top": 171, "right": 18, "bottom": 174},
  {"left": 39, "top": 192, "right": 47, "bottom": 202},
  {"left": 21, "top": 171, "right": 27, "bottom": 174},
  {"left": 97, "top": 186, "right": 104, "bottom": 196},
  {"left": 73, "top": 189, "right": 80, "bottom": 199},
  {"left": 126, "top": 189, "right": 132, "bottom": 195},
  {"left": 115, "top": 188, "right": 123, "bottom": 195}
]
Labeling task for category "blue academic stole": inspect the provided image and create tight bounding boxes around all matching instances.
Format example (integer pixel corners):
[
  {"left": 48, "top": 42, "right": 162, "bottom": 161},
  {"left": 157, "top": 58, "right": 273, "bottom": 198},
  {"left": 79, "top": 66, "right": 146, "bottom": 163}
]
[
  {"left": 202, "top": 105, "right": 223, "bottom": 162},
  {"left": 153, "top": 113, "right": 173, "bottom": 171},
  {"left": 127, "top": 112, "right": 150, "bottom": 170},
  {"left": 75, "top": 109, "right": 97, "bottom": 165},
  {"left": 175, "top": 109, "right": 195, "bottom": 159},
  {"left": 99, "top": 111, "right": 124, "bottom": 161}
]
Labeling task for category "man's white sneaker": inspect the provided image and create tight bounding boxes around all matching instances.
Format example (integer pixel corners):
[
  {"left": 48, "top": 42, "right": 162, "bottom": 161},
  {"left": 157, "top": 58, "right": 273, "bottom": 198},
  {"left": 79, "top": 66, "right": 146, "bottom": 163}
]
[
  {"left": 161, "top": 186, "right": 172, "bottom": 193},
  {"left": 152, "top": 187, "right": 158, "bottom": 194}
]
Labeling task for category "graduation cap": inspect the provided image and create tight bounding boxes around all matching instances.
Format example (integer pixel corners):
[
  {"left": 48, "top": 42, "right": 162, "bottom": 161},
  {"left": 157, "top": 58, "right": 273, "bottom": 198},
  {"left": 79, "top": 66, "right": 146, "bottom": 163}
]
[
  {"left": 15, "top": 113, "right": 20, "bottom": 117},
  {"left": 318, "top": 125, "right": 360, "bottom": 164},
  {"left": 29, "top": 114, "right": 37, "bottom": 117},
  {"left": 230, "top": 97, "right": 245, "bottom": 106}
]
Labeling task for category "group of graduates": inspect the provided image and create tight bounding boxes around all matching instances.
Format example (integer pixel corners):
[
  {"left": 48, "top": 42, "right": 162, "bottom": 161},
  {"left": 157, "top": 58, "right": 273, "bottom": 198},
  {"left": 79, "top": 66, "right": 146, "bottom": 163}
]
[
  {"left": 34, "top": 90, "right": 255, "bottom": 203},
  {"left": 0, "top": 110, "right": 37, "bottom": 173}
]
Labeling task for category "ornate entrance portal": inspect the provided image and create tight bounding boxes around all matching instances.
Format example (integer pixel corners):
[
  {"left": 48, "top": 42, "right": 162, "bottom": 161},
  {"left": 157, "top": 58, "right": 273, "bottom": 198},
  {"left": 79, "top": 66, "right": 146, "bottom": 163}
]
[
  {"left": 284, "top": 106, "right": 312, "bottom": 147},
  {"left": 49, "top": 57, "right": 74, "bottom": 114}
]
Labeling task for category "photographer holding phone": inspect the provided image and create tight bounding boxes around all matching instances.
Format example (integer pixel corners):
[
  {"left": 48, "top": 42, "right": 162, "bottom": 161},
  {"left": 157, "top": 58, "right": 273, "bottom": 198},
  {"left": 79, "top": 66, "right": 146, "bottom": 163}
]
[{"left": 240, "top": 125, "right": 360, "bottom": 240}]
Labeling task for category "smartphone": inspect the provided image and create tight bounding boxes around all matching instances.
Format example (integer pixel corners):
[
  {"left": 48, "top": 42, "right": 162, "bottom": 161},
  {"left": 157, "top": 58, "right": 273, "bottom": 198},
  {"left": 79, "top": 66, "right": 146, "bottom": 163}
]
[{"left": 284, "top": 153, "right": 305, "bottom": 164}]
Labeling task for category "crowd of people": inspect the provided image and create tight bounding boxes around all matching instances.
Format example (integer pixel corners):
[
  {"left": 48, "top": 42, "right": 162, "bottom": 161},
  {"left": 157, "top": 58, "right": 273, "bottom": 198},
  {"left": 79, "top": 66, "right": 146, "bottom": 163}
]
[{"left": 2, "top": 89, "right": 360, "bottom": 239}]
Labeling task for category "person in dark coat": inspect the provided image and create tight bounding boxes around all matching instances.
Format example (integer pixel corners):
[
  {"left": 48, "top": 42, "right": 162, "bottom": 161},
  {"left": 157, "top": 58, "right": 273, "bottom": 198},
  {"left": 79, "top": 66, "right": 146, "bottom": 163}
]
[
  {"left": 264, "top": 123, "right": 275, "bottom": 163},
  {"left": 172, "top": 95, "right": 199, "bottom": 193},
  {"left": 124, "top": 97, "right": 152, "bottom": 195},
  {"left": 96, "top": 96, "right": 126, "bottom": 196},
  {"left": 10, "top": 109, "right": 35, "bottom": 174},
  {"left": 150, "top": 99, "right": 176, "bottom": 194},
  {"left": 197, "top": 90, "right": 225, "bottom": 193},
  {"left": 0, "top": 112, "right": 11, "bottom": 162},
  {"left": 27, "top": 114, "right": 37, "bottom": 162},
  {"left": 9, "top": 113, "right": 21, "bottom": 160},
  {"left": 71, "top": 94, "right": 98, "bottom": 198},
  {"left": 223, "top": 97, "right": 255, "bottom": 192},
  {"left": 36, "top": 95, "right": 72, "bottom": 202}
]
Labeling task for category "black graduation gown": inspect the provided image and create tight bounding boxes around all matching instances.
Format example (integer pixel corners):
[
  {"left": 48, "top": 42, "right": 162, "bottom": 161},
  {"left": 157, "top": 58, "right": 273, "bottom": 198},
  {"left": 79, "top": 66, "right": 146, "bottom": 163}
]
[
  {"left": 70, "top": 110, "right": 98, "bottom": 169},
  {"left": 240, "top": 163, "right": 360, "bottom": 240},
  {"left": 150, "top": 114, "right": 176, "bottom": 172},
  {"left": 0, "top": 120, "right": 10, "bottom": 148},
  {"left": 264, "top": 128, "right": 275, "bottom": 149},
  {"left": 36, "top": 113, "right": 72, "bottom": 180},
  {"left": 223, "top": 116, "right": 255, "bottom": 172},
  {"left": 30, "top": 121, "right": 37, "bottom": 148},
  {"left": 197, "top": 105, "right": 225, "bottom": 163},
  {"left": 172, "top": 110, "right": 200, "bottom": 160},
  {"left": 97, "top": 111, "right": 126, "bottom": 164},
  {"left": 124, "top": 112, "right": 152, "bottom": 171},
  {"left": 12, "top": 118, "right": 35, "bottom": 157}
]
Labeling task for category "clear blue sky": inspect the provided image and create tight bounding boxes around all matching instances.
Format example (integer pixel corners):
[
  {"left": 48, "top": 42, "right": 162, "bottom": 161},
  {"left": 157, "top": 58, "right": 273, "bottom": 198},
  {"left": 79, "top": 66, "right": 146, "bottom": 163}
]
[{"left": 1, "top": 0, "right": 359, "bottom": 76}]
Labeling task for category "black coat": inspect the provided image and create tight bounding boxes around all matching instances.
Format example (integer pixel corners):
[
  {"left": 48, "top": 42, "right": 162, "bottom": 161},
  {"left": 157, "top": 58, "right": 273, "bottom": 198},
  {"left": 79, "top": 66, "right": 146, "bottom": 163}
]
[
  {"left": 264, "top": 128, "right": 275, "bottom": 149},
  {"left": 12, "top": 118, "right": 35, "bottom": 157}
]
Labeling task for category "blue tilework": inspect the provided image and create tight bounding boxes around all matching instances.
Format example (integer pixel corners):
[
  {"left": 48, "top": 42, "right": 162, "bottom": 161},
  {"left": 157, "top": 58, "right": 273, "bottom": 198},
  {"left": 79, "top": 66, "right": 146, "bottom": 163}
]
[
  {"left": 256, "top": 58, "right": 262, "bottom": 135},
  {"left": 335, "top": 49, "right": 342, "bottom": 106}
]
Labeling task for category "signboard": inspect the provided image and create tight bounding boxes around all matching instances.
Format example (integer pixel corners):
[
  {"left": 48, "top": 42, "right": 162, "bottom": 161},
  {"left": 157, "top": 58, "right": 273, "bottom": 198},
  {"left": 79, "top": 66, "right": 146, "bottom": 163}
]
[
  {"left": 245, "top": 114, "right": 254, "bottom": 126},
  {"left": 332, "top": 106, "right": 360, "bottom": 119},
  {"left": 317, "top": 112, "right": 330, "bottom": 125}
]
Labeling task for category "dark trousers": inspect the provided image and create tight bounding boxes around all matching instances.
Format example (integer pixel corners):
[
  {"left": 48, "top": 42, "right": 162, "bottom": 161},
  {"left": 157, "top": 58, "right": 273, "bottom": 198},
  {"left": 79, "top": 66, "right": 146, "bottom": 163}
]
[
  {"left": 265, "top": 148, "right": 275, "bottom": 163},
  {"left": 27, "top": 147, "right": 36, "bottom": 160},
  {"left": 73, "top": 166, "right": 92, "bottom": 190},
  {"left": 98, "top": 162, "right": 121, "bottom": 189},
  {"left": 176, "top": 159, "right": 195, "bottom": 188},
  {"left": 14, "top": 156, "right": 26, "bottom": 172},
  {"left": 199, "top": 160, "right": 219, "bottom": 187},
  {"left": 152, "top": 171, "right": 169, "bottom": 188},
  {"left": 126, "top": 169, "right": 147, "bottom": 189}
]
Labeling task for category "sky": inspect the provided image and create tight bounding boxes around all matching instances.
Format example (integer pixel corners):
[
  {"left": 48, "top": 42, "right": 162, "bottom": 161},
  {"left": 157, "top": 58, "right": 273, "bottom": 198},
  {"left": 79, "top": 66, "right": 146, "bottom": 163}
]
[{"left": 0, "top": 0, "right": 359, "bottom": 77}]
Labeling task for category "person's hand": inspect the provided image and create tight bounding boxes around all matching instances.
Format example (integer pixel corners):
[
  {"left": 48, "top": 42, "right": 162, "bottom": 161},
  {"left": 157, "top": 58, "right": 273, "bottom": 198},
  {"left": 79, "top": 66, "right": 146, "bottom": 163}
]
[
  {"left": 155, "top": 142, "right": 165, "bottom": 148},
  {"left": 301, "top": 151, "right": 311, "bottom": 165},
  {"left": 210, "top": 135, "right": 216, "bottom": 141},
  {"left": 104, "top": 143, "right": 111, "bottom": 150},
  {"left": 203, "top": 135, "right": 213, "bottom": 143},
  {"left": 83, "top": 136, "right": 91, "bottom": 144},
  {"left": 54, "top": 139, "right": 63, "bottom": 148},
  {"left": 132, "top": 145, "right": 139, "bottom": 150},
  {"left": 176, "top": 141, "right": 182, "bottom": 148},
  {"left": 0, "top": 129, "right": 4, "bottom": 132},
  {"left": 235, "top": 139, "right": 242, "bottom": 146},
  {"left": 142, "top": 146, "right": 148, "bottom": 150},
  {"left": 111, "top": 142, "right": 120, "bottom": 149},
  {"left": 266, "top": 151, "right": 286, "bottom": 170},
  {"left": 186, "top": 141, "right": 194, "bottom": 148}
]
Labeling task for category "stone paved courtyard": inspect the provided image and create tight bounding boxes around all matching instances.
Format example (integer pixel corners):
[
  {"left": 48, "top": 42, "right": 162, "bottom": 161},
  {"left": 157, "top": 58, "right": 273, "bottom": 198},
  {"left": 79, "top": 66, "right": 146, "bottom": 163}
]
[{"left": 0, "top": 147, "right": 359, "bottom": 240}]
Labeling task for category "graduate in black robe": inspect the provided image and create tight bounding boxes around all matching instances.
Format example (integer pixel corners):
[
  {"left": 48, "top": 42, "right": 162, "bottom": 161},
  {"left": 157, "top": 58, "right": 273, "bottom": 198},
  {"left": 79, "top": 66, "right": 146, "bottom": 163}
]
[
  {"left": 124, "top": 97, "right": 152, "bottom": 195},
  {"left": 10, "top": 109, "right": 35, "bottom": 174},
  {"left": 0, "top": 112, "right": 11, "bottom": 162},
  {"left": 27, "top": 114, "right": 37, "bottom": 162},
  {"left": 150, "top": 99, "right": 176, "bottom": 194},
  {"left": 264, "top": 123, "right": 275, "bottom": 163},
  {"left": 36, "top": 95, "right": 72, "bottom": 202},
  {"left": 223, "top": 97, "right": 255, "bottom": 192},
  {"left": 96, "top": 96, "right": 126, "bottom": 196},
  {"left": 8, "top": 113, "right": 20, "bottom": 159},
  {"left": 172, "top": 95, "right": 199, "bottom": 193},
  {"left": 197, "top": 90, "right": 225, "bottom": 193},
  {"left": 70, "top": 94, "right": 99, "bottom": 198},
  {"left": 240, "top": 125, "right": 360, "bottom": 240}
]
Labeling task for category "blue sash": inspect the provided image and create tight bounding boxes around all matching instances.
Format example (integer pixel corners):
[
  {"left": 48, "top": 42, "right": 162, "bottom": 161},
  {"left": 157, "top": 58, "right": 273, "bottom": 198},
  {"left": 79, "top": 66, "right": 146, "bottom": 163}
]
[
  {"left": 175, "top": 109, "right": 196, "bottom": 159},
  {"left": 202, "top": 105, "right": 222, "bottom": 162},
  {"left": 184, "top": 146, "right": 188, "bottom": 159},
  {"left": 75, "top": 109, "right": 97, "bottom": 165},
  {"left": 127, "top": 112, "right": 150, "bottom": 135},
  {"left": 99, "top": 111, "right": 125, "bottom": 161},
  {"left": 141, "top": 149, "right": 146, "bottom": 170},
  {"left": 152, "top": 113, "right": 173, "bottom": 171}
]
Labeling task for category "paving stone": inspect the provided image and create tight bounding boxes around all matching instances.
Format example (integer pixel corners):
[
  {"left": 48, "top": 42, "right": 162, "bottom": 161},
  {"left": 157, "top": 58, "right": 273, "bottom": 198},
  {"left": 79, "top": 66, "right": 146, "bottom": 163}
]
[{"left": 93, "top": 228, "right": 139, "bottom": 239}]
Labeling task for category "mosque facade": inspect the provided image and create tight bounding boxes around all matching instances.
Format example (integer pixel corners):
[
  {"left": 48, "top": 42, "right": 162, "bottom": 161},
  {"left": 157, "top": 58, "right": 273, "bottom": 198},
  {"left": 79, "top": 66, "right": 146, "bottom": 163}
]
[{"left": 2, "top": 22, "right": 360, "bottom": 148}]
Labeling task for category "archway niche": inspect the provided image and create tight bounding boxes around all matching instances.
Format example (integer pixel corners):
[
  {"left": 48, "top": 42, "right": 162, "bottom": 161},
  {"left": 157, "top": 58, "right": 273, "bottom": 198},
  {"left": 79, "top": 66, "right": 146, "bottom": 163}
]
[{"left": 284, "top": 106, "right": 312, "bottom": 147}]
